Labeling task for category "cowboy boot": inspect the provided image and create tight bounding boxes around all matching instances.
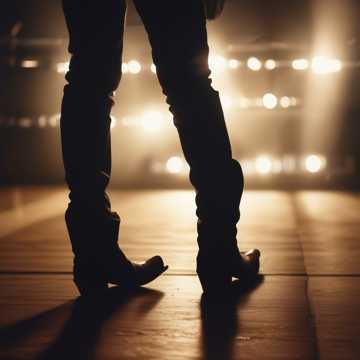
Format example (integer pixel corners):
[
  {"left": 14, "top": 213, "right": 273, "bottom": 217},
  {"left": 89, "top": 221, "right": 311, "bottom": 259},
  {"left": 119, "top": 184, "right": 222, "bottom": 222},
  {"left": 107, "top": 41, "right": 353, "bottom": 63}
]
[
  {"left": 192, "top": 159, "right": 260, "bottom": 294},
  {"left": 65, "top": 208, "right": 168, "bottom": 296}
]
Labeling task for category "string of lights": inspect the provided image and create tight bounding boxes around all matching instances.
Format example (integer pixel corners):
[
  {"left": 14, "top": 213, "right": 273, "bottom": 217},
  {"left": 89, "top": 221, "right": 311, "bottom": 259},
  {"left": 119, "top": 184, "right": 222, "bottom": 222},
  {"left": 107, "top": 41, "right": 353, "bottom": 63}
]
[
  {"left": 149, "top": 154, "right": 332, "bottom": 176},
  {"left": 0, "top": 97, "right": 300, "bottom": 130},
  {"left": 9, "top": 55, "right": 358, "bottom": 75}
]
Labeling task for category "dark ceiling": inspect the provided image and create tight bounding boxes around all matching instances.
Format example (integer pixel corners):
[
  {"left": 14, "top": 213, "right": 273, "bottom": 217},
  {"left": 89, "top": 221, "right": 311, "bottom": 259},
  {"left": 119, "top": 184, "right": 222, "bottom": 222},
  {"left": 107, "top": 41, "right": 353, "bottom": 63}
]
[{"left": 0, "top": 0, "right": 359, "bottom": 53}]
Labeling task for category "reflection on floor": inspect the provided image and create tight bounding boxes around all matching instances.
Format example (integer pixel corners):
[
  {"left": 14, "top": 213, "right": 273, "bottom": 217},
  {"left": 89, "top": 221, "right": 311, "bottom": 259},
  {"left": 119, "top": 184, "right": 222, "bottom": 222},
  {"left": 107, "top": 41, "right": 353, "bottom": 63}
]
[{"left": 0, "top": 187, "right": 359, "bottom": 359}]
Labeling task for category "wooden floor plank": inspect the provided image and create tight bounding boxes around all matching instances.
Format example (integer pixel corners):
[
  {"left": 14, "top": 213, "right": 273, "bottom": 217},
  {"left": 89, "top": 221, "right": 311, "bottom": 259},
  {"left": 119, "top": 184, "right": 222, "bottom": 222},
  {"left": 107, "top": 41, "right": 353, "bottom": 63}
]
[
  {"left": 1, "top": 187, "right": 359, "bottom": 359},
  {"left": 0, "top": 188, "right": 306, "bottom": 275},
  {"left": 0, "top": 274, "right": 316, "bottom": 360},
  {"left": 308, "top": 277, "right": 360, "bottom": 360},
  {"left": 296, "top": 192, "right": 360, "bottom": 274}
]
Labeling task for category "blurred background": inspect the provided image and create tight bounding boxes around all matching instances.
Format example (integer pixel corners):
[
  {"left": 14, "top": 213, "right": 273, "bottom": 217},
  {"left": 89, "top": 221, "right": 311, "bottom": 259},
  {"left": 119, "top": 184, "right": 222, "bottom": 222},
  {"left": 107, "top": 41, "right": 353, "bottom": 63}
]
[{"left": 0, "top": 0, "right": 359, "bottom": 189}]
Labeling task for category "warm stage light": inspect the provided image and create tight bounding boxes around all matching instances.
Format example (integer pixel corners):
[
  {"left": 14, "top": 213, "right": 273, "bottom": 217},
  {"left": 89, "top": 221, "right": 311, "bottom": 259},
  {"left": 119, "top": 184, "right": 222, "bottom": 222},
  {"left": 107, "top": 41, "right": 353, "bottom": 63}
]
[
  {"left": 280, "top": 96, "right": 291, "bottom": 108},
  {"left": 38, "top": 116, "right": 47, "bottom": 128},
  {"left": 56, "top": 62, "right": 69, "bottom": 74},
  {"left": 262, "top": 93, "right": 278, "bottom": 109},
  {"left": 228, "top": 59, "right": 240, "bottom": 69},
  {"left": 110, "top": 115, "right": 117, "bottom": 130},
  {"left": 290, "top": 97, "right": 298, "bottom": 106},
  {"left": 128, "top": 60, "right": 141, "bottom": 74},
  {"left": 122, "top": 63, "right": 129, "bottom": 74},
  {"left": 255, "top": 156, "right": 272, "bottom": 175},
  {"left": 265, "top": 59, "right": 276, "bottom": 70},
  {"left": 49, "top": 114, "right": 60, "bottom": 127},
  {"left": 305, "top": 154, "right": 325, "bottom": 173},
  {"left": 311, "top": 56, "right": 342, "bottom": 74},
  {"left": 220, "top": 95, "right": 233, "bottom": 109},
  {"left": 141, "top": 111, "right": 164, "bottom": 132},
  {"left": 292, "top": 58, "right": 309, "bottom": 70},
  {"left": 150, "top": 64, "right": 157, "bottom": 74},
  {"left": 247, "top": 57, "right": 262, "bottom": 71},
  {"left": 208, "top": 55, "right": 227, "bottom": 72},
  {"left": 21, "top": 60, "right": 39, "bottom": 68},
  {"left": 166, "top": 156, "right": 184, "bottom": 174}
]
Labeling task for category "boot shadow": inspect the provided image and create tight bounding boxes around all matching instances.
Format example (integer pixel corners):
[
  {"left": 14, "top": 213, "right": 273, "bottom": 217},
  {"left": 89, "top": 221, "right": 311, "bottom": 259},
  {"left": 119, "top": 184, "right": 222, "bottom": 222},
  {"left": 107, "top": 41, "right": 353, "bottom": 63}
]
[
  {"left": 0, "top": 286, "right": 164, "bottom": 360},
  {"left": 36, "top": 286, "right": 164, "bottom": 360},
  {"left": 199, "top": 275, "right": 264, "bottom": 360}
]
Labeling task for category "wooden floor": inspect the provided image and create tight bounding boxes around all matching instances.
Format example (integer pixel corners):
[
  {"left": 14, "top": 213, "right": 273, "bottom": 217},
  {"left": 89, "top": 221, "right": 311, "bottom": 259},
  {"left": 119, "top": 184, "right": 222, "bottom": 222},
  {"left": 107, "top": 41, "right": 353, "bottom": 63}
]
[{"left": 0, "top": 187, "right": 359, "bottom": 359}]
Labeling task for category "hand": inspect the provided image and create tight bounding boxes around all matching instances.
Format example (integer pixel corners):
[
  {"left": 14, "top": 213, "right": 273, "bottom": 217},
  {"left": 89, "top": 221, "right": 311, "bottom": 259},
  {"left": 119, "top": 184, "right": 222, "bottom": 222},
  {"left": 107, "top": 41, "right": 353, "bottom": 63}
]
[{"left": 203, "top": 0, "right": 226, "bottom": 20}]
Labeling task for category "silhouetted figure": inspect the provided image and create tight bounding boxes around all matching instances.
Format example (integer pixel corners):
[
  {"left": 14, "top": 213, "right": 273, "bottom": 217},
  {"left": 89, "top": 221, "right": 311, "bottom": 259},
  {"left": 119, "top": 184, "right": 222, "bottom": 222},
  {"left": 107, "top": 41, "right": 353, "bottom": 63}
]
[{"left": 60, "top": 0, "right": 260, "bottom": 296}]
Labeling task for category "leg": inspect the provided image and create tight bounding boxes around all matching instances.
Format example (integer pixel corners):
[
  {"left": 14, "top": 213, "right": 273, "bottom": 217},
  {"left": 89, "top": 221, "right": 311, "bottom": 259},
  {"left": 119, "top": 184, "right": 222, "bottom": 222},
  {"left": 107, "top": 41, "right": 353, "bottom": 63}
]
[
  {"left": 134, "top": 0, "right": 259, "bottom": 293},
  {"left": 61, "top": 0, "right": 167, "bottom": 295},
  {"left": 61, "top": 0, "right": 126, "bottom": 215}
]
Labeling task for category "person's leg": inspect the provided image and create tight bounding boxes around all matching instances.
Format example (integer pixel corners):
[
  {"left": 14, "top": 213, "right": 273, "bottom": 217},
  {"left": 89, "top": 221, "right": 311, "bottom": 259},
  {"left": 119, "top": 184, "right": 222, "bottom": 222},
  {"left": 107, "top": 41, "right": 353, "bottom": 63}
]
[
  {"left": 61, "top": 0, "right": 126, "bottom": 216},
  {"left": 134, "top": 0, "right": 259, "bottom": 293},
  {"left": 61, "top": 0, "right": 167, "bottom": 295}
]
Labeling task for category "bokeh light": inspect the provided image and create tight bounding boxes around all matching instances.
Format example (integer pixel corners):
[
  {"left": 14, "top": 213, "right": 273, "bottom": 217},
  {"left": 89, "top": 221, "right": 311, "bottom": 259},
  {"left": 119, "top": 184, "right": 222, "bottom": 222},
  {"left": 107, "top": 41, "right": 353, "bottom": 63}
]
[
  {"left": 228, "top": 59, "right": 240, "bottom": 69},
  {"left": 110, "top": 115, "right": 117, "bottom": 130},
  {"left": 292, "top": 58, "right": 309, "bottom": 70},
  {"left": 262, "top": 93, "right": 278, "bottom": 109},
  {"left": 21, "top": 60, "right": 39, "bottom": 68},
  {"left": 166, "top": 156, "right": 184, "bottom": 174},
  {"left": 128, "top": 60, "right": 141, "bottom": 74},
  {"left": 255, "top": 155, "right": 272, "bottom": 175},
  {"left": 280, "top": 96, "right": 291, "bottom": 108},
  {"left": 305, "top": 154, "right": 326, "bottom": 173},
  {"left": 265, "top": 59, "right": 277, "bottom": 70},
  {"left": 121, "top": 63, "right": 129, "bottom": 74},
  {"left": 208, "top": 55, "right": 228, "bottom": 72},
  {"left": 141, "top": 111, "right": 164, "bottom": 132},
  {"left": 311, "top": 56, "right": 342, "bottom": 74},
  {"left": 56, "top": 62, "right": 69, "bottom": 74},
  {"left": 247, "top": 57, "right": 262, "bottom": 71}
]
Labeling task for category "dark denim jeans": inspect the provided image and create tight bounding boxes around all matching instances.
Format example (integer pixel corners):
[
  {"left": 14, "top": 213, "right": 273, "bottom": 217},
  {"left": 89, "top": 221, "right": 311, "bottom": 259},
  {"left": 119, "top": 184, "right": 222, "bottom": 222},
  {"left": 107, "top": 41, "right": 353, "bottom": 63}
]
[{"left": 60, "top": 0, "right": 243, "bottom": 239}]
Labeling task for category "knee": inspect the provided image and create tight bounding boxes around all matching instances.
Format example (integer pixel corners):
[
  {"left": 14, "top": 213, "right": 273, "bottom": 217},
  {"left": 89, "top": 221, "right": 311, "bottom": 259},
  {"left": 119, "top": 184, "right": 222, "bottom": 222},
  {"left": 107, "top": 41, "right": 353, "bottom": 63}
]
[
  {"left": 156, "top": 56, "right": 213, "bottom": 103},
  {"left": 190, "top": 159, "right": 244, "bottom": 192},
  {"left": 65, "top": 50, "right": 123, "bottom": 94}
]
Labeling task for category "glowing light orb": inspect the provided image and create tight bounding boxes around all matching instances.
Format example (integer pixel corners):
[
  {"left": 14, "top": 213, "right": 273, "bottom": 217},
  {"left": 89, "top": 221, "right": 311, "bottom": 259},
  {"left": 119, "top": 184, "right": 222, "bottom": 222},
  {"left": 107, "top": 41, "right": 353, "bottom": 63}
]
[
  {"left": 228, "top": 59, "right": 240, "bottom": 69},
  {"left": 220, "top": 95, "right": 233, "bottom": 109},
  {"left": 280, "top": 96, "right": 291, "bottom": 108},
  {"left": 208, "top": 55, "right": 227, "bottom": 72},
  {"left": 311, "top": 56, "right": 342, "bottom": 74},
  {"left": 21, "top": 60, "right": 39, "bottom": 68},
  {"left": 141, "top": 111, "right": 164, "bottom": 132},
  {"left": 128, "top": 60, "right": 141, "bottom": 74},
  {"left": 265, "top": 59, "right": 277, "bottom": 70},
  {"left": 305, "top": 155, "right": 325, "bottom": 173},
  {"left": 56, "top": 62, "right": 69, "bottom": 74},
  {"left": 247, "top": 57, "right": 262, "bottom": 71},
  {"left": 255, "top": 156, "right": 272, "bottom": 175},
  {"left": 122, "top": 63, "right": 129, "bottom": 74},
  {"left": 292, "top": 59, "right": 309, "bottom": 70},
  {"left": 262, "top": 93, "right": 278, "bottom": 109},
  {"left": 166, "top": 156, "right": 184, "bottom": 174}
]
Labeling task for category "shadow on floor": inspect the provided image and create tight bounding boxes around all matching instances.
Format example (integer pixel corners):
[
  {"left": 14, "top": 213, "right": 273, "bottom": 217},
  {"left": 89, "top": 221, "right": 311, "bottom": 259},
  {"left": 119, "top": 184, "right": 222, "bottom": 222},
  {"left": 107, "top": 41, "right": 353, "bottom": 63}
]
[
  {"left": 0, "top": 286, "right": 164, "bottom": 360},
  {"left": 200, "top": 275, "right": 264, "bottom": 360}
]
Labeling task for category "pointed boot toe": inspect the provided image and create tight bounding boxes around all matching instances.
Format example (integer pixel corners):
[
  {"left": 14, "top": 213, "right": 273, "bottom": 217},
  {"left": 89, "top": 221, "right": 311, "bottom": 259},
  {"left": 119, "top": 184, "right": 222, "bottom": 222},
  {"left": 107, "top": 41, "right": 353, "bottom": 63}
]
[
  {"left": 231, "top": 248, "right": 261, "bottom": 279},
  {"left": 133, "top": 255, "right": 168, "bottom": 286}
]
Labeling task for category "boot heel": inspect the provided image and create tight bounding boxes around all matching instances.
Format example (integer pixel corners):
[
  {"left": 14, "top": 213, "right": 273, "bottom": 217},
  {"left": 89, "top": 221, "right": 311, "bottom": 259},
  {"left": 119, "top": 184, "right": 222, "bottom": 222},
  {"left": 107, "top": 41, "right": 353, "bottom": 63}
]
[
  {"left": 74, "top": 260, "right": 108, "bottom": 296},
  {"left": 75, "top": 279, "right": 109, "bottom": 296},
  {"left": 197, "top": 271, "right": 232, "bottom": 295}
]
